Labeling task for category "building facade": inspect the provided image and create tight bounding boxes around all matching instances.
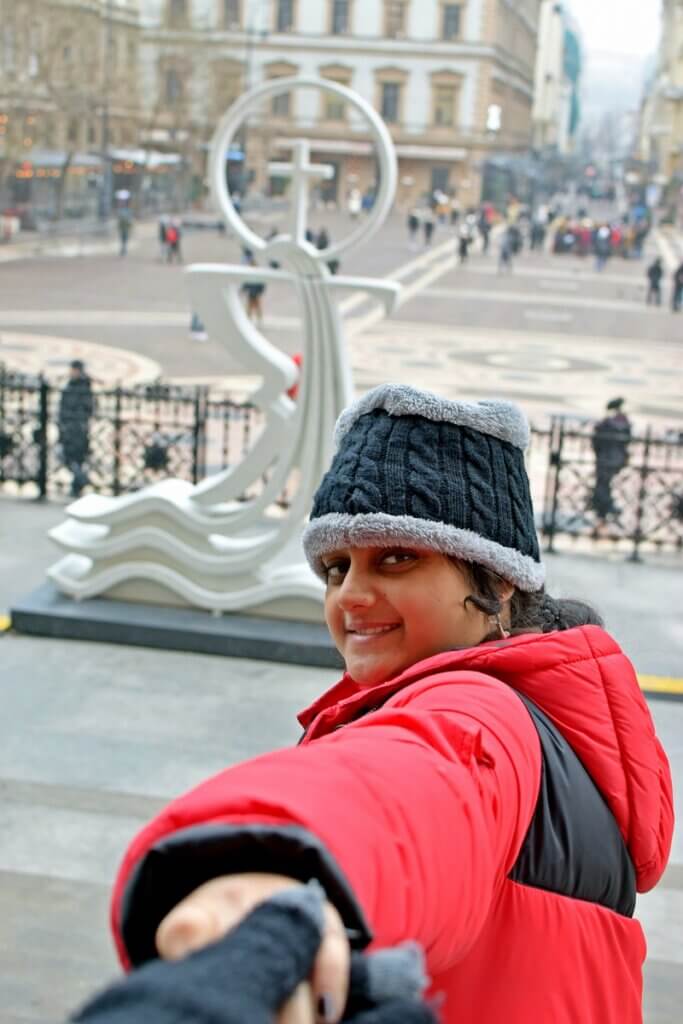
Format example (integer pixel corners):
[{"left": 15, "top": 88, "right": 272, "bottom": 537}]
[
  {"left": 638, "top": 0, "right": 683, "bottom": 191},
  {"left": 2, "top": 0, "right": 543, "bottom": 215},
  {"left": 137, "top": 0, "right": 542, "bottom": 208},
  {"left": 532, "top": 0, "right": 581, "bottom": 156}
]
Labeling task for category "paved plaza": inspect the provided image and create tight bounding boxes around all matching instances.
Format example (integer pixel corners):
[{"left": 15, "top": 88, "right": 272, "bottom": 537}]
[{"left": 1, "top": 209, "right": 682, "bottom": 1021}]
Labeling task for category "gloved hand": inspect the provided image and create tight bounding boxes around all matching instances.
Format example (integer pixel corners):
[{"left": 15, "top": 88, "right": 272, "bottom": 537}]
[{"left": 71, "top": 885, "right": 437, "bottom": 1024}]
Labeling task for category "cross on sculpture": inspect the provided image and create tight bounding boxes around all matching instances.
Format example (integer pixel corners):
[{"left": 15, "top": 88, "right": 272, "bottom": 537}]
[{"left": 269, "top": 139, "right": 335, "bottom": 246}]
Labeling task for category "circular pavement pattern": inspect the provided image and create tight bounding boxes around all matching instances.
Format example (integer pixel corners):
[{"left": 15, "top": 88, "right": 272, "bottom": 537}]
[{"left": 0, "top": 331, "right": 161, "bottom": 384}]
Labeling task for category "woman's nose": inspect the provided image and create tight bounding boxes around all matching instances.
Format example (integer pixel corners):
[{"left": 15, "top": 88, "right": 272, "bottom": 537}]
[{"left": 336, "top": 568, "right": 375, "bottom": 609}]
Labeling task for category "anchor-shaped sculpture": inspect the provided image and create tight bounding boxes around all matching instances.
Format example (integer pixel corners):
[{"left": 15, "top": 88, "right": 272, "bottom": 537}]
[{"left": 47, "top": 77, "right": 400, "bottom": 617}]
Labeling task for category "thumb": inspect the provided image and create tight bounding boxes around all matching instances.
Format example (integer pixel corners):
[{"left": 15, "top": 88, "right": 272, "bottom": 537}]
[{"left": 156, "top": 903, "right": 223, "bottom": 961}]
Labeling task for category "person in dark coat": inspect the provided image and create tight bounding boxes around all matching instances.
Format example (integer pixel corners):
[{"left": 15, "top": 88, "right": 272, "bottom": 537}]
[
  {"left": 58, "top": 359, "right": 95, "bottom": 497},
  {"left": 241, "top": 251, "right": 266, "bottom": 324},
  {"left": 672, "top": 261, "right": 683, "bottom": 312},
  {"left": 590, "top": 397, "right": 632, "bottom": 525},
  {"left": 646, "top": 257, "right": 663, "bottom": 306}
]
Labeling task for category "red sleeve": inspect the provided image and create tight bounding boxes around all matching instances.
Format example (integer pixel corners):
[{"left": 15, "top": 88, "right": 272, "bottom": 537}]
[{"left": 111, "top": 673, "right": 541, "bottom": 975}]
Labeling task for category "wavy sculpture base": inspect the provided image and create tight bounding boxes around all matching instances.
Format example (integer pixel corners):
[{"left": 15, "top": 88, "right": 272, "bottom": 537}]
[{"left": 48, "top": 493, "right": 326, "bottom": 621}]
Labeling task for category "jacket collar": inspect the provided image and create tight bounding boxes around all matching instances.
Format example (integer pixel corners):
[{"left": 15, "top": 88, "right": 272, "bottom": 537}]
[{"left": 297, "top": 633, "right": 536, "bottom": 739}]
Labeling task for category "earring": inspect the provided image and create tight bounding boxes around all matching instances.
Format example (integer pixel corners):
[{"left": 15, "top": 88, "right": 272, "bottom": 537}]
[{"left": 493, "top": 614, "right": 510, "bottom": 640}]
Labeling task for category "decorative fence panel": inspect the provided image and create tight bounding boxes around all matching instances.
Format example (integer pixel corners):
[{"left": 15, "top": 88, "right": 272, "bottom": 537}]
[{"left": 1, "top": 369, "right": 682, "bottom": 561}]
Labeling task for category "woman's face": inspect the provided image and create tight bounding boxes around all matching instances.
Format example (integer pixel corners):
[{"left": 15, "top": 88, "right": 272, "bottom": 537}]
[{"left": 323, "top": 546, "right": 493, "bottom": 687}]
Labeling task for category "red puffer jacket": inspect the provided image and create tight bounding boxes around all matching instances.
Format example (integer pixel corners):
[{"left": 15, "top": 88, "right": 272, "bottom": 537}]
[{"left": 111, "top": 627, "right": 673, "bottom": 1023}]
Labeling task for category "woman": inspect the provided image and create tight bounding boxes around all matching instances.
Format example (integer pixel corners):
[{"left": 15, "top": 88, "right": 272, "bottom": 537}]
[{"left": 111, "top": 385, "right": 673, "bottom": 1024}]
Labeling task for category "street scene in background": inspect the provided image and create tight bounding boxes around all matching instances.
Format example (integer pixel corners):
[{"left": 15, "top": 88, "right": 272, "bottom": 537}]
[{"left": 1, "top": 2, "right": 682, "bottom": 1024}]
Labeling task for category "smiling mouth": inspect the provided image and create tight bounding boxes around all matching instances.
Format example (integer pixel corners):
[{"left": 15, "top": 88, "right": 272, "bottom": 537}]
[{"left": 346, "top": 624, "right": 401, "bottom": 638}]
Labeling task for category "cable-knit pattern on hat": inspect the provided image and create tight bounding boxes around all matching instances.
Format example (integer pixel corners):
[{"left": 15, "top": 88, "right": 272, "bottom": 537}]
[
  {"left": 462, "top": 427, "right": 496, "bottom": 540},
  {"left": 407, "top": 420, "right": 442, "bottom": 521},
  {"left": 502, "top": 443, "right": 541, "bottom": 560}
]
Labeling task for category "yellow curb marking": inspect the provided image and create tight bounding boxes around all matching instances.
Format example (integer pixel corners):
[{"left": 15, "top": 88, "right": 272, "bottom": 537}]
[
  {"left": 638, "top": 675, "right": 683, "bottom": 696},
  {"left": 0, "top": 615, "right": 11, "bottom": 632}
]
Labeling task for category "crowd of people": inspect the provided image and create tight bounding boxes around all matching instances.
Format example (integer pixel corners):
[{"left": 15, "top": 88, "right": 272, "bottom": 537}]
[{"left": 551, "top": 214, "right": 650, "bottom": 261}]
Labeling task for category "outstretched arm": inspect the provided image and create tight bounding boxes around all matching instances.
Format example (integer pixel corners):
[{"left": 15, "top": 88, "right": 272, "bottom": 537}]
[{"left": 112, "top": 675, "right": 541, "bottom": 979}]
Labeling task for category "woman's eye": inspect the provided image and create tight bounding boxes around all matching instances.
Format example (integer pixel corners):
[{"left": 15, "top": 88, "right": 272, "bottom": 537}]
[
  {"left": 381, "top": 549, "right": 417, "bottom": 566},
  {"left": 323, "top": 562, "right": 347, "bottom": 582}
]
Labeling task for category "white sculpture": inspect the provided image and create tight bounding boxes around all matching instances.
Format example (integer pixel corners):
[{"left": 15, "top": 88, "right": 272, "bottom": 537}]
[{"left": 47, "top": 77, "right": 400, "bottom": 619}]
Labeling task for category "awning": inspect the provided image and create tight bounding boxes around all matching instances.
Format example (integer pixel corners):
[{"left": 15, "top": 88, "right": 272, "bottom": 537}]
[
  {"left": 22, "top": 150, "right": 102, "bottom": 168},
  {"left": 110, "top": 148, "right": 182, "bottom": 168},
  {"left": 274, "top": 137, "right": 467, "bottom": 161}
]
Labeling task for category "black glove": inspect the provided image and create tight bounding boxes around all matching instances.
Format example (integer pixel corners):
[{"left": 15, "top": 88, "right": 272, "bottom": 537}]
[{"left": 71, "top": 885, "right": 437, "bottom": 1024}]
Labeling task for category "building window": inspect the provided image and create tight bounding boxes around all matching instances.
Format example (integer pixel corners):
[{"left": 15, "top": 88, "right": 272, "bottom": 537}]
[
  {"left": 87, "top": 120, "right": 97, "bottom": 145},
  {"left": 168, "top": 0, "right": 187, "bottom": 27},
  {"left": 381, "top": 82, "right": 401, "bottom": 123},
  {"left": 434, "top": 85, "right": 457, "bottom": 126},
  {"left": 324, "top": 81, "right": 348, "bottom": 120},
  {"left": 276, "top": 0, "right": 294, "bottom": 31},
  {"left": 3, "top": 26, "right": 16, "bottom": 71},
  {"left": 67, "top": 118, "right": 79, "bottom": 145},
  {"left": 273, "top": 90, "right": 290, "bottom": 117},
  {"left": 385, "top": 1, "right": 406, "bottom": 39},
  {"left": 431, "top": 167, "right": 450, "bottom": 192},
  {"left": 223, "top": 0, "right": 240, "bottom": 28},
  {"left": 325, "top": 92, "right": 346, "bottom": 120},
  {"left": 331, "top": 0, "right": 350, "bottom": 34},
  {"left": 165, "top": 68, "right": 183, "bottom": 104},
  {"left": 442, "top": 4, "right": 461, "bottom": 40}
]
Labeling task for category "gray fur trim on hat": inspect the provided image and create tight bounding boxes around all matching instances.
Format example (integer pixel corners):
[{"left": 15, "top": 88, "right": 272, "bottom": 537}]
[
  {"left": 334, "top": 384, "right": 530, "bottom": 451},
  {"left": 303, "top": 512, "right": 546, "bottom": 592}
]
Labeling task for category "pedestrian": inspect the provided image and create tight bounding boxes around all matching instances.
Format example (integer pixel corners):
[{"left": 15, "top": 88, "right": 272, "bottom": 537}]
[
  {"left": 58, "top": 359, "right": 95, "bottom": 497},
  {"left": 348, "top": 188, "right": 362, "bottom": 219},
  {"left": 117, "top": 208, "right": 132, "bottom": 257},
  {"left": 158, "top": 215, "right": 169, "bottom": 261},
  {"left": 241, "top": 251, "right": 266, "bottom": 324},
  {"left": 190, "top": 312, "right": 208, "bottom": 342},
  {"left": 457, "top": 222, "right": 471, "bottom": 263},
  {"left": 594, "top": 225, "right": 611, "bottom": 272},
  {"left": 589, "top": 397, "right": 632, "bottom": 528},
  {"left": 498, "top": 227, "right": 514, "bottom": 272},
  {"left": 407, "top": 209, "right": 420, "bottom": 247},
  {"left": 646, "top": 257, "right": 663, "bottom": 306},
  {"left": 110, "top": 383, "right": 672, "bottom": 1024},
  {"left": 478, "top": 209, "right": 491, "bottom": 253},
  {"left": 73, "top": 887, "right": 435, "bottom": 1024},
  {"left": 449, "top": 195, "right": 461, "bottom": 225},
  {"left": 672, "top": 260, "right": 683, "bottom": 313},
  {"left": 165, "top": 219, "right": 182, "bottom": 264},
  {"left": 423, "top": 209, "right": 435, "bottom": 246}
]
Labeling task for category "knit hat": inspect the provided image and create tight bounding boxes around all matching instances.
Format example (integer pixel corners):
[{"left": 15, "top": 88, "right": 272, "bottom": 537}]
[{"left": 303, "top": 384, "right": 545, "bottom": 592}]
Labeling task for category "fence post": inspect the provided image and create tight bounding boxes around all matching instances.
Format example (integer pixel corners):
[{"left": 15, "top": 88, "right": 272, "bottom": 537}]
[
  {"left": 112, "top": 386, "right": 122, "bottom": 496},
  {"left": 629, "top": 427, "right": 650, "bottom": 564},
  {"left": 192, "top": 387, "right": 207, "bottom": 485},
  {"left": 544, "top": 417, "right": 564, "bottom": 554},
  {"left": 36, "top": 377, "right": 49, "bottom": 499}
]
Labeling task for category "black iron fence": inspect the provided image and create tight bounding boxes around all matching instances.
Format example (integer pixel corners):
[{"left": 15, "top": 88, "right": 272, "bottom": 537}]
[
  {"left": 535, "top": 416, "right": 683, "bottom": 561},
  {"left": 0, "top": 369, "right": 260, "bottom": 501},
  {"left": 1, "top": 370, "right": 682, "bottom": 560}
]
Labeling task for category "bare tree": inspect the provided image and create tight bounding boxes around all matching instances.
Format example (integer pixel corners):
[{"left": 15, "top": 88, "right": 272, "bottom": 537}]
[{"left": 0, "top": 0, "right": 140, "bottom": 220}]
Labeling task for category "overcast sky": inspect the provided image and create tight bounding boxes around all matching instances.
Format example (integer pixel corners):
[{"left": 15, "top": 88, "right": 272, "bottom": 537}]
[{"left": 567, "top": 0, "right": 661, "bottom": 57}]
